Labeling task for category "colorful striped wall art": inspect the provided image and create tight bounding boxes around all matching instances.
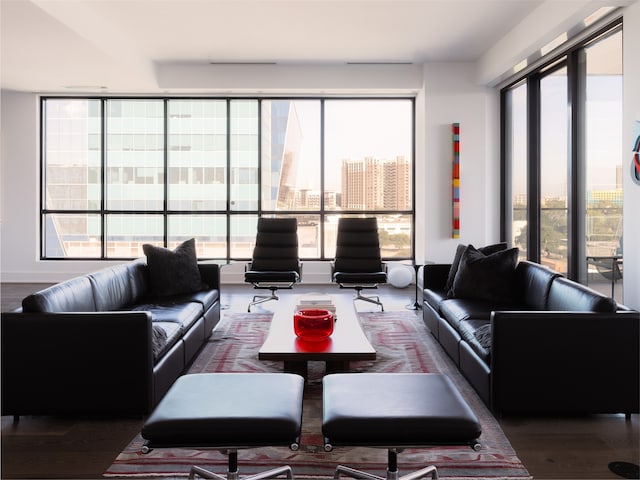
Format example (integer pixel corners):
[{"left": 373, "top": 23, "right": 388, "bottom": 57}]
[{"left": 452, "top": 123, "right": 460, "bottom": 238}]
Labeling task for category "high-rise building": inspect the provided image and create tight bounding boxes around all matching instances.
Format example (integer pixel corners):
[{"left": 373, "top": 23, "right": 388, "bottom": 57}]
[
  {"left": 262, "top": 100, "right": 302, "bottom": 210},
  {"left": 341, "top": 155, "right": 410, "bottom": 210}
]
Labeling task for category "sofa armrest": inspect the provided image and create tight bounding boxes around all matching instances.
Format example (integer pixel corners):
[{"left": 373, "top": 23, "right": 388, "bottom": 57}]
[
  {"left": 422, "top": 264, "right": 451, "bottom": 291},
  {"left": 1, "top": 311, "right": 154, "bottom": 416},
  {"left": 491, "top": 310, "right": 639, "bottom": 414},
  {"left": 198, "top": 262, "right": 220, "bottom": 290}
]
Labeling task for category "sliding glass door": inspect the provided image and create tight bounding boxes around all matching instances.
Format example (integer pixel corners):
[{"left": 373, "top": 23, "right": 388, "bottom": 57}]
[{"left": 501, "top": 20, "right": 623, "bottom": 298}]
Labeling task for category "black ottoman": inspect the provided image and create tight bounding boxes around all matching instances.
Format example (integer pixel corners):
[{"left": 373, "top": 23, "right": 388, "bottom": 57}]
[
  {"left": 141, "top": 373, "right": 305, "bottom": 480},
  {"left": 322, "top": 373, "right": 481, "bottom": 480}
]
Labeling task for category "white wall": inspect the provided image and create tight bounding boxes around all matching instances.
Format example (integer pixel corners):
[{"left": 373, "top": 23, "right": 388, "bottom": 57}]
[
  {"left": 419, "top": 63, "right": 500, "bottom": 263},
  {"left": 622, "top": 2, "right": 640, "bottom": 310},
  {"left": 0, "top": 91, "right": 112, "bottom": 281},
  {"left": 0, "top": 62, "right": 500, "bottom": 283}
]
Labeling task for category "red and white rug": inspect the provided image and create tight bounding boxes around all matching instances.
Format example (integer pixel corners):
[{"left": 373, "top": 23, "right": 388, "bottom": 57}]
[{"left": 104, "top": 310, "right": 530, "bottom": 479}]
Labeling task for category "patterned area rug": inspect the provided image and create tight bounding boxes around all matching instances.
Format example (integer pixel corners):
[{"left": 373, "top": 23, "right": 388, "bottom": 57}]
[{"left": 104, "top": 310, "right": 530, "bottom": 479}]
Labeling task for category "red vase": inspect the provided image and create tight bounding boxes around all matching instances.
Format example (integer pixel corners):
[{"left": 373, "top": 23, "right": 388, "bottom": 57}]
[{"left": 294, "top": 309, "right": 334, "bottom": 341}]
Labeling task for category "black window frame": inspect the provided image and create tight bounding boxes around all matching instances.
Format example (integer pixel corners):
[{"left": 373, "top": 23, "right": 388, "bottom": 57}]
[
  {"left": 40, "top": 96, "right": 416, "bottom": 263},
  {"left": 500, "top": 19, "right": 623, "bottom": 282}
]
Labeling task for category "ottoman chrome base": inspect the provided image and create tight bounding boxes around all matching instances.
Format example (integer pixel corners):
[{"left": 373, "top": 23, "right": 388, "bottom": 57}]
[{"left": 188, "top": 451, "right": 294, "bottom": 480}]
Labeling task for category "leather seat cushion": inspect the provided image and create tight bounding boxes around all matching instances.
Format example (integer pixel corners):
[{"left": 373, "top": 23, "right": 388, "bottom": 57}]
[
  {"left": 423, "top": 288, "right": 447, "bottom": 313},
  {"left": 439, "top": 298, "right": 520, "bottom": 327},
  {"left": 131, "top": 301, "right": 202, "bottom": 331},
  {"left": 245, "top": 271, "right": 300, "bottom": 284},
  {"left": 457, "top": 320, "right": 491, "bottom": 363},
  {"left": 142, "top": 373, "right": 304, "bottom": 448},
  {"left": 151, "top": 322, "right": 181, "bottom": 360},
  {"left": 333, "top": 271, "right": 387, "bottom": 284},
  {"left": 167, "top": 289, "right": 219, "bottom": 311},
  {"left": 322, "top": 373, "right": 481, "bottom": 446}
]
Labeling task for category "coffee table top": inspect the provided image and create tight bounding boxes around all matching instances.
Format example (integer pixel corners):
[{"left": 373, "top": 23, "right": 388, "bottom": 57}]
[{"left": 258, "top": 294, "right": 376, "bottom": 362}]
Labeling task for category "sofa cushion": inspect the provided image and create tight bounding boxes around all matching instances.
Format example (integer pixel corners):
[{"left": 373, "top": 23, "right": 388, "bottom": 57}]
[
  {"left": 450, "top": 245, "right": 519, "bottom": 302},
  {"left": 143, "top": 238, "right": 206, "bottom": 297},
  {"left": 445, "top": 242, "right": 507, "bottom": 296},
  {"left": 439, "top": 297, "right": 521, "bottom": 327},
  {"left": 151, "top": 322, "right": 182, "bottom": 360},
  {"left": 423, "top": 288, "right": 447, "bottom": 313},
  {"left": 131, "top": 300, "right": 203, "bottom": 331},
  {"left": 547, "top": 277, "right": 617, "bottom": 312},
  {"left": 89, "top": 260, "right": 148, "bottom": 311},
  {"left": 458, "top": 320, "right": 491, "bottom": 363},
  {"left": 514, "top": 261, "right": 561, "bottom": 310},
  {"left": 22, "top": 276, "right": 96, "bottom": 313},
  {"left": 171, "top": 289, "right": 220, "bottom": 311},
  {"left": 152, "top": 324, "right": 169, "bottom": 360}
]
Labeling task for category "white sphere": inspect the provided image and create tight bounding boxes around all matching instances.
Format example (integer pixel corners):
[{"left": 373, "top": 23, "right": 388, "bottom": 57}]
[{"left": 388, "top": 266, "right": 413, "bottom": 288}]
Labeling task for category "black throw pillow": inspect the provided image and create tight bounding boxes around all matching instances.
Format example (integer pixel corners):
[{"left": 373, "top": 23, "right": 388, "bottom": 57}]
[
  {"left": 445, "top": 242, "right": 507, "bottom": 297},
  {"left": 450, "top": 244, "right": 519, "bottom": 303},
  {"left": 143, "top": 238, "right": 205, "bottom": 297}
]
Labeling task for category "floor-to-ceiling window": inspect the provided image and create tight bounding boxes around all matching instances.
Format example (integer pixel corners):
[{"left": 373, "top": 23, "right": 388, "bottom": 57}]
[
  {"left": 540, "top": 65, "right": 569, "bottom": 274},
  {"left": 501, "top": 19, "right": 623, "bottom": 295},
  {"left": 504, "top": 82, "right": 528, "bottom": 262},
  {"left": 584, "top": 30, "right": 624, "bottom": 286},
  {"left": 41, "top": 97, "right": 414, "bottom": 262}
]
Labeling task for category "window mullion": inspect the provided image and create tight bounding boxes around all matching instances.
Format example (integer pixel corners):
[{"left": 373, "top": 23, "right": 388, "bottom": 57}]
[
  {"left": 163, "top": 99, "right": 169, "bottom": 247},
  {"left": 567, "top": 50, "right": 587, "bottom": 282},
  {"left": 102, "top": 98, "right": 108, "bottom": 259},
  {"left": 527, "top": 75, "right": 541, "bottom": 263}
]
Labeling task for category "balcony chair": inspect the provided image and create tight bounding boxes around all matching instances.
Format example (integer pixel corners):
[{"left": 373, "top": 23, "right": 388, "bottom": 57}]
[
  {"left": 331, "top": 217, "right": 388, "bottom": 311},
  {"left": 244, "top": 217, "right": 301, "bottom": 312}
]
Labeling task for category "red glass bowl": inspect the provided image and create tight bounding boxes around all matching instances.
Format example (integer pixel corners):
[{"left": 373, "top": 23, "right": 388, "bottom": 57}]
[{"left": 293, "top": 309, "right": 334, "bottom": 341}]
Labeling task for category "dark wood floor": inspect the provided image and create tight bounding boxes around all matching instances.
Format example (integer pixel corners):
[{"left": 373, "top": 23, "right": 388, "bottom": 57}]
[{"left": 1, "top": 282, "right": 638, "bottom": 479}]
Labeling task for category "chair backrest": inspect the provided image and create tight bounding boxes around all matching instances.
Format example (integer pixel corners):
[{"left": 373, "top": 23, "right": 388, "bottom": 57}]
[
  {"left": 250, "top": 217, "right": 300, "bottom": 272},
  {"left": 333, "top": 217, "right": 384, "bottom": 273}
]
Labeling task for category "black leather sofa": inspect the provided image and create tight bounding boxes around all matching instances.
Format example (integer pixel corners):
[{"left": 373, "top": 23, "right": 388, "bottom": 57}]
[
  {"left": 422, "top": 258, "right": 639, "bottom": 415},
  {"left": 1, "top": 259, "right": 220, "bottom": 417}
]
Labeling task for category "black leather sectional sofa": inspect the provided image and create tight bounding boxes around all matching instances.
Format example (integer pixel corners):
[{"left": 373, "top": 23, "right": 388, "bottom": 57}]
[
  {"left": 422, "top": 255, "right": 639, "bottom": 415},
  {"left": 1, "top": 258, "right": 220, "bottom": 417}
]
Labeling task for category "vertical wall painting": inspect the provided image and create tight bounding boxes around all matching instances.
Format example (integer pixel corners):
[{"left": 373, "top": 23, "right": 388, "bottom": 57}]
[
  {"left": 452, "top": 123, "right": 460, "bottom": 238},
  {"left": 631, "top": 120, "right": 640, "bottom": 186}
]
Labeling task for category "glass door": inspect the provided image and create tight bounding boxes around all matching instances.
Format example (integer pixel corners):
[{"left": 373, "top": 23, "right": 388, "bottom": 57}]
[{"left": 540, "top": 66, "right": 569, "bottom": 275}]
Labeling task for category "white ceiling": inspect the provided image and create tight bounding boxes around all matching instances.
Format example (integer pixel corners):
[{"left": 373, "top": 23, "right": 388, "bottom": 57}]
[{"left": 0, "top": 0, "right": 627, "bottom": 93}]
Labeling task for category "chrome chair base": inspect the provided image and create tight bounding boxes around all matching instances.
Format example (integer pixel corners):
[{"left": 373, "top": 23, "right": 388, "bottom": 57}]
[
  {"left": 353, "top": 288, "right": 384, "bottom": 311},
  {"left": 189, "top": 450, "right": 294, "bottom": 480},
  {"left": 249, "top": 288, "right": 279, "bottom": 311},
  {"left": 334, "top": 463, "right": 437, "bottom": 480}
]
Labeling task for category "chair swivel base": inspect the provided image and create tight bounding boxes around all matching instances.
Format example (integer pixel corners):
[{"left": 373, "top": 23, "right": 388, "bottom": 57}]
[
  {"left": 249, "top": 289, "right": 279, "bottom": 311},
  {"left": 333, "top": 449, "right": 438, "bottom": 480},
  {"left": 187, "top": 450, "right": 294, "bottom": 480},
  {"left": 247, "top": 279, "right": 297, "bottom": 312},
  {"left": 354, "top": 288, "right": 384, "bottom": 311}
]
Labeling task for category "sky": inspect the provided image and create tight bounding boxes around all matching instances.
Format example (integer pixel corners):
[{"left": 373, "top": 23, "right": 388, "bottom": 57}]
[{"left": 291, "top": 99, "right": 413, "bottom": 191}]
